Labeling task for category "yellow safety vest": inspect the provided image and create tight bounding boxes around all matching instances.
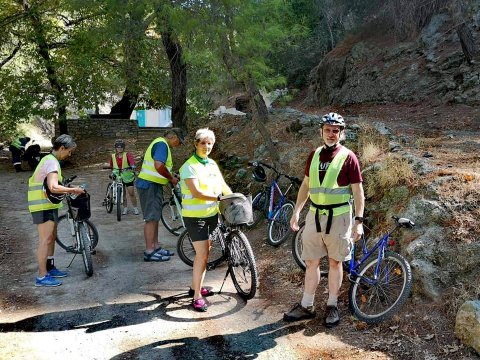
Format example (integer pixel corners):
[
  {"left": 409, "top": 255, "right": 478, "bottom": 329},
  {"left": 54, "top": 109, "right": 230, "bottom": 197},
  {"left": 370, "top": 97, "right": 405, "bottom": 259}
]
[
  {"left": 138, "top": 137, "right": 172, "bottom": 185},
  {"left": 309, "top": 146, "right": 352, "bottom": 217},
  {"left": 28, "top": 154, "right": 63, "bottom": 213},
  {"left": 112, "top": 153, "right": 135, "bottom": 183},
  {"left": 180, "top": 156, "right": 223, "bottom": 218}
]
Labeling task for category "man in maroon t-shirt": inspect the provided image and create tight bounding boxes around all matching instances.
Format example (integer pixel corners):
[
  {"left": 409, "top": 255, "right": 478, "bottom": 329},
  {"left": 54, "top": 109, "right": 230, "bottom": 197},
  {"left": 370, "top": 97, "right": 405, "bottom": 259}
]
[{"left": 284, "top": 112, "right": 365, "bottom": 328}]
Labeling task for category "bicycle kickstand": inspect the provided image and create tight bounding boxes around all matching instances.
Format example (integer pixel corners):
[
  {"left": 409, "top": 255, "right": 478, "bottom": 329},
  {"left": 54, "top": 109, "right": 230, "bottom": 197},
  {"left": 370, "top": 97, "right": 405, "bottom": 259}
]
[{"left": 217, "top": 267, "right": 231, "bottom": 295}]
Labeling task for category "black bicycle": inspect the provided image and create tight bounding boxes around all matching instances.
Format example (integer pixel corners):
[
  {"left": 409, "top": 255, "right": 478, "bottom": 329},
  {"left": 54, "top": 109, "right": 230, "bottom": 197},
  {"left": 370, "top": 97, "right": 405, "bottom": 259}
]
[
  {"left": 177, "top": 195, "right": 258, "bottom": 300},
  {"left": 55, "top": 176, "right": 97, "bottom": 277},
  {"left": 292, "top": 215, "right": 414, "bottom": 324}
]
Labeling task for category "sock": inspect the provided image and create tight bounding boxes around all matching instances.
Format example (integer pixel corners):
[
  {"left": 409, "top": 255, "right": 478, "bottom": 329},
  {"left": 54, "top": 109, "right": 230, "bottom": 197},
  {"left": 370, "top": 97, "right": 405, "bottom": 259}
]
[
  {"left": 47, "top": 257, "right": 54, "bottom": 271},
  {"left": 301, "top": 292, "right": 315, "bottom": 308},
  {"left": 327, "top": 294, "right": 338, "bottom": 307}
]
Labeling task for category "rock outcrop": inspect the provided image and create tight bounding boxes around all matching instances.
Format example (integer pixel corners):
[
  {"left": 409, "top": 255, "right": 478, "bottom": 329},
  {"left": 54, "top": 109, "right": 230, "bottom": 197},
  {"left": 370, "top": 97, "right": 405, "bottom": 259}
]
[
  {"left": 455, "top": 301, "right": 480, "bottom": 355},
  {"left": 307, "top": 13, "right": 480, "bottom": 106}
]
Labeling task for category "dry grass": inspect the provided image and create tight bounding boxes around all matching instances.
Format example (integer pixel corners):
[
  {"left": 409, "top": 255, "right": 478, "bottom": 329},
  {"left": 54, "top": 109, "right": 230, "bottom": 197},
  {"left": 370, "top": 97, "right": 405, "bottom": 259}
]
[
  {"left": 364, "top": 155, "right": 416, "bottom": 199},
  {"left": 360, "top": 142, "right": 383, "bottom": 166},
  {"left": 443, "top": 282, "right": 480, "bottom": 318},
  {"left": 437, "top": 173, "right": 480, "bottom": 243}
]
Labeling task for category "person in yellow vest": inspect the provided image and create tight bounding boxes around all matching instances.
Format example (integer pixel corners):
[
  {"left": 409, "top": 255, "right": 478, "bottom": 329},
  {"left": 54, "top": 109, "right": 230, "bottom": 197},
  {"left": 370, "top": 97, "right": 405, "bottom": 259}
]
[
  {"left": 284, "top": 112, "right": 365, "bottom": 328},
  {"left": 28, "top": 134, "right": 85, "bottom": 287},
  {"left": 136, "top": 129, "right": 184, "bottom": 261},
  {"left": 9, "top": 135, "right": 30, "bottom": 172},
  {"left": 179, "top": 128, "right": 232, "bottom": 312},
  {"left": 109, "top": 139, "right": 139, "bottom": 215}
]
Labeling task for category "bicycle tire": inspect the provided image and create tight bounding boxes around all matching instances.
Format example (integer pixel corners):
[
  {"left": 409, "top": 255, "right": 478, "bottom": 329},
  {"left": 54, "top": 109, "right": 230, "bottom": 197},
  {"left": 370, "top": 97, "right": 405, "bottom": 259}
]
[
  {"left": 56, "top": 215, "right": 99, "bottom": 253},
  {"left": 105, "top": 183, "right": 113, "bottom": 213},
  {"left": 116, "top": 185, "right": 122, "bottom": 221},
  {"left": 227, "top": 229, "right": 258, "bottom": 300},
  {"left": 79, "top": 222, "right": 93, "bottom": 277},
  {"left": 176, "top": 229, "right": 224, "bottom": 268},
  {"left": 267, "top": 201, "right": 294, "bottom": 246},
  {"left": 160, "top": 201, "right": 184, "bottom": 236},
  {"left": 291, "top": 221, "right": 329, "bottom": 276},
  {"left": 248, "top": 191, "right": 268, "bottom": 228},
  {"left": 348, "top": 251, "right": 412, "bottom": 324}
]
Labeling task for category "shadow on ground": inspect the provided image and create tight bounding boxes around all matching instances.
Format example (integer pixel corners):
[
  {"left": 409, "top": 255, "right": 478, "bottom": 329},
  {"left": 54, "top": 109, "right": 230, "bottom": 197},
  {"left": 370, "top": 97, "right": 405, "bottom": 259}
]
[
  {"left": 110, "top": 320, "right": 306, "bottom": 359},
  {"left": 0, "top": 291, "right": 251, "bottom": 333}
]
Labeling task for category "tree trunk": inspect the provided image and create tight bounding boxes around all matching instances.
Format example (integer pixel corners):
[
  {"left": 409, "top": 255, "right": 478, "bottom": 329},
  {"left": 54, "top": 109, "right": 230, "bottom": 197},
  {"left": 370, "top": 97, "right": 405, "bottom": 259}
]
[
  {"left": 457, "top": 23, "right": 478, "bottom": 64},
  {"left": 109, "top": 86, "right": 139, "bottom": 118},
  {"left": 109, "top": 5, "right": 144, "bottom": 119},
  {"left": 162, "top": 30, "right": 187, "bottom": 131},
  {"left": 23, "top": 2, "right": 68, "bottom": 134},
  {"left": 245, "top": 80, "right": 280, "bottom": 166}
]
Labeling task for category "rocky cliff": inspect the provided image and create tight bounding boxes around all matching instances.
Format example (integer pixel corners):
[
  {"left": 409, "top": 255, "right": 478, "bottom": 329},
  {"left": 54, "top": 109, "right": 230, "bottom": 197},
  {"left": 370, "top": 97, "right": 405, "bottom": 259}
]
[{"left": 307, "top": 12, "right": 480, "bottom": 106}]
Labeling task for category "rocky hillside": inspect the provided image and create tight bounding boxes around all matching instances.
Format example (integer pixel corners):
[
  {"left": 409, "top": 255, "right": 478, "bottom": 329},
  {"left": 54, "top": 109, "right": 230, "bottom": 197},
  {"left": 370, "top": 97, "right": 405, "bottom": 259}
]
[{"left": 307, "top": 12, "right": 480, "bottom": 107}]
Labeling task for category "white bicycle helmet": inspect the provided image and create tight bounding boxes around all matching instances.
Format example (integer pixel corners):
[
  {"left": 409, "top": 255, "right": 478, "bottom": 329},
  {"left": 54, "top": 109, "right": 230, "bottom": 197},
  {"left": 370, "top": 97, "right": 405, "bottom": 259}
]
[{"left": 321, "top": 112, "right": 345, "bottom": 128}]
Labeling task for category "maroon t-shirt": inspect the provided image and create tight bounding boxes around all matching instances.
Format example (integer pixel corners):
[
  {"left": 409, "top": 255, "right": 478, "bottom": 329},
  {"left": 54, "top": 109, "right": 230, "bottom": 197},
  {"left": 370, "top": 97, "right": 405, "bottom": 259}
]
[{"left": 304, "top": 145, "right": 363, "bottom": 186}]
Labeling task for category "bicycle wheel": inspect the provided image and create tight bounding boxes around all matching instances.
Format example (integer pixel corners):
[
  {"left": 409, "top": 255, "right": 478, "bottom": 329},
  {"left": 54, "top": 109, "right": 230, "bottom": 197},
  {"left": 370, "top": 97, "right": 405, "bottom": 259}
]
[
  {"left": 79, "top": 222, "right": 93, "bottom": 277},
  {"left": 227, "top": 229, "right": 258, "bottom": 300},
  {"left": 116, "top": 185, "right": 122, "bottom": 221},
  {"left": 348, "top": 251, "right": 412, "bottom": 324},
  {"left": 176, "top": 229, "right": 224, "bottom": 268},
  {"left": 267, "top": 201, "right": 294, "bottom": 246},
  {"left": 291, "top": 221, "right": 329, "bottom": 276},
  {"left": 248, "top": 191, "right": 268, "bottom": 228},
  {"left": 104, "top": 184, "right": 113, "bottom": 213},
  {"left": 56, "top": 215, "right": 99, "bottom": 253},
  {"left": 161, "top": 200, "right": 184, "bottom": 236}
]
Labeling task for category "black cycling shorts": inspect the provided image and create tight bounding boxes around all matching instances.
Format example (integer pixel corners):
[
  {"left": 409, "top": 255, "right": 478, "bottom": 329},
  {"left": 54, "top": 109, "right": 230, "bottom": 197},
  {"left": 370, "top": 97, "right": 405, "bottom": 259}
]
[
  {"left": 183, "top": 214, "right": 219, "bottom": 242},
  {"left": 31, "top": 209, "right": 59, "bottom": 224}
]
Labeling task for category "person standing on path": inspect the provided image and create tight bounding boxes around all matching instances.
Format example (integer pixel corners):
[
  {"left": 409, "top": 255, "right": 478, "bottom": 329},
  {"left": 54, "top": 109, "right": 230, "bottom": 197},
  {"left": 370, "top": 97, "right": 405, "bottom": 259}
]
[
  {"left": 9, "top": 135, "right": 30, "bottom": 172},
  {"left": 284, "top": 112, "right": 365, "bottom": 328},
  {"left": 179, "top": 128, "right": 232, "bottom": 312},
  {"left": 136, "top": 129, "right": 184, "bottom": 262},
  {"left": 28, "top": 134, "right": 86, "bottom": 287},
  {"left": 109, "top": 139, "right": 139, "bottom": 215}
]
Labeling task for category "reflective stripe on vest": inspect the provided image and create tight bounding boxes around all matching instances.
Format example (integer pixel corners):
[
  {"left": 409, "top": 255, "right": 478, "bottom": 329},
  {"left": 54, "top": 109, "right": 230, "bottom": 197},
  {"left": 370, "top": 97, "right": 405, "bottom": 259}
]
[
  {"left": 309, "top": 146, "right": 352, "bottom": 217},
  {"left": 112, "top": 153, "right": 135, "bottom": 183},
  {"left": 28, "top": 154, "right": 63, "bottom": 213},
  {"left": 180, "top": 156, "right": 223, "bottom": 218},
  {"left": 138, "top": 137, "right": 172, "bottom": 185}
]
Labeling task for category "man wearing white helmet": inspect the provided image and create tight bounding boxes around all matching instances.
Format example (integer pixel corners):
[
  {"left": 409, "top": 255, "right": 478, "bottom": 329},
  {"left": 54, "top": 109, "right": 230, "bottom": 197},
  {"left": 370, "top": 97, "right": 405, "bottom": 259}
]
[{"left": 284, "top": 112, "right": 365, "bottom": 328}]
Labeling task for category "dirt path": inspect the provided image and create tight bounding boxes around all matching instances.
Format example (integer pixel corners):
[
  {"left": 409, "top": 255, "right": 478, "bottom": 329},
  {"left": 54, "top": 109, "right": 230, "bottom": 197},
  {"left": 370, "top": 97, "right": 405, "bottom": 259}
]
[{"left": 0, "top": 166, "right": 398, "bottom": 360}]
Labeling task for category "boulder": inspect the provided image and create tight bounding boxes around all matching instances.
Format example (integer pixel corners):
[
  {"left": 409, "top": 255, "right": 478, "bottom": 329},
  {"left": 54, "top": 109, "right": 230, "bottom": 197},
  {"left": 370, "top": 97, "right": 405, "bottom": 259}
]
[{"left": 455, "top": 301, "right": 480, "bottom": 355}]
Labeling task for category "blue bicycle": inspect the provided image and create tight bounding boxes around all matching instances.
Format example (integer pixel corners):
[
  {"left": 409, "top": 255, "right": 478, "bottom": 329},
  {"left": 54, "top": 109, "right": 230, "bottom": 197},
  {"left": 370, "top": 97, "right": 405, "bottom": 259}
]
[
  {"left": 292, "top": 215, "right": 414, "bottom": 324},
  {"left": 248, "top": 161, "right": 302, "bottom": 246}
]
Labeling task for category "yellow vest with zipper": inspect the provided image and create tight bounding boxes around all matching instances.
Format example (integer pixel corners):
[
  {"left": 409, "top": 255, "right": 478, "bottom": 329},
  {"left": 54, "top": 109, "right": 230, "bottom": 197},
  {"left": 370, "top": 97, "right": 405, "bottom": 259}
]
[
  {"left": 309, "top": 146, "right": 352, "bottom": 216},
  {"left": 138, "top": 137, "right": 172, "bottom": 185},
  {"left": 28, "top": 154, "right": 63, "bottom": 213},
  {"left": 180, "top": 156, "right": 223, "bottom": 218}
]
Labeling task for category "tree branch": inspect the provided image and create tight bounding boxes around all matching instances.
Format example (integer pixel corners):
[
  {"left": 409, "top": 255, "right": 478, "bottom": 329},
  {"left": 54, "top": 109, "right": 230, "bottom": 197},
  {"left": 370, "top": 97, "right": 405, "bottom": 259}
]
[{"left": 0, "top": 44, "right": 21, "bottom": 68}]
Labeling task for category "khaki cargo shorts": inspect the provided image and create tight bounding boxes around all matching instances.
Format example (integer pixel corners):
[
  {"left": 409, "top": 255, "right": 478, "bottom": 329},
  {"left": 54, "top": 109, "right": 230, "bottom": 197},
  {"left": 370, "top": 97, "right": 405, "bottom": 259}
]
[{"left": 301, "top": 209, "right": 353, "bottom": 262}]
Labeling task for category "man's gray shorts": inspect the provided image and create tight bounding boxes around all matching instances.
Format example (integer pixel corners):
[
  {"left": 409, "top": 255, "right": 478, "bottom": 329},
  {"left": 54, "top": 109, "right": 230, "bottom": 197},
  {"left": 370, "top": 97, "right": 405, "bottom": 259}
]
[{"left": 137, "top": 182, "right": 164, "bottom": 222}]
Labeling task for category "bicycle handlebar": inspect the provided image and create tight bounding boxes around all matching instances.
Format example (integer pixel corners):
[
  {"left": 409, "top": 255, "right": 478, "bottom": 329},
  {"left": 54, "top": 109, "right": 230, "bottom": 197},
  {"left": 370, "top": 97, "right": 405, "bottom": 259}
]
[{"left": 248, "top": 161, "right": 302, "bottom": 185}]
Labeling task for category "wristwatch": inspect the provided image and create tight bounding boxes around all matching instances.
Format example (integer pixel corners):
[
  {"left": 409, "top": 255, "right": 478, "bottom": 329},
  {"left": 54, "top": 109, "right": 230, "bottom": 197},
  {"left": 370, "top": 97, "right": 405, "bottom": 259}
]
[{"left": 354, "top": 216, "right": 364, "bottom": 223}]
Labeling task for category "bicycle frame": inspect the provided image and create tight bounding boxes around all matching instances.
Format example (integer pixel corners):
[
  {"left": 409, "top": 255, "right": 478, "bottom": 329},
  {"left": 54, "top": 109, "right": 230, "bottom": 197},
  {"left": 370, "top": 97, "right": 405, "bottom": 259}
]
[
  {"left": 265, "top": 176, "right": 296, "bottom": 220},
  {"left": 168, "top": 184, "right": 184, "bottom": 226},
  {"left": 347, "top": 224, "right": 401, "bottom": 284}
]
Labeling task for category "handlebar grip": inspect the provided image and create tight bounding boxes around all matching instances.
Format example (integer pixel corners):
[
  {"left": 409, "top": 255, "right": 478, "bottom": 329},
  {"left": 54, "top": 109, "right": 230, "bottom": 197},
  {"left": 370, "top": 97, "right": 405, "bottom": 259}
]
[{"left": 63, "top": 175, "right": 77, "bottom": 184}]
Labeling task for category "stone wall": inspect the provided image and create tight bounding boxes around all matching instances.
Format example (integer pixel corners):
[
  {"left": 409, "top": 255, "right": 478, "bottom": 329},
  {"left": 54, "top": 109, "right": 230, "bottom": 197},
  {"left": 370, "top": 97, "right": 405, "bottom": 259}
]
[{"left": 55, "top": 118, "right": 140, "bottom": 140}]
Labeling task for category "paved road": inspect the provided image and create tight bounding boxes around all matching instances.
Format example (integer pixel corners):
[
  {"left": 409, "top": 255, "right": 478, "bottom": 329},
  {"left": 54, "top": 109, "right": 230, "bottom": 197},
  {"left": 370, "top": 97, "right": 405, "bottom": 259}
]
[{"left": 0, "top": 167, "right": 387, "bottom": 360}]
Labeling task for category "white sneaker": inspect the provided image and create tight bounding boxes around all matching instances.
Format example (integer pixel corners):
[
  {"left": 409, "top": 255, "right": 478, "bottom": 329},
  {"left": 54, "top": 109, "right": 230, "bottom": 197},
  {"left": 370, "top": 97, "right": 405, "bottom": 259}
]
[
  {"left": 133, "top": 207, "right": 140, "bottom": 215},
  {"left": 122, "top": 208, "right": 128, "bottom": 215}
]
